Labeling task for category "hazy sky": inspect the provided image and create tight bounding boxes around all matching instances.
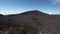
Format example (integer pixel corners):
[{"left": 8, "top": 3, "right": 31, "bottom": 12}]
[{"left": 0, "top": 0, "right": 60, "bottom": 15}]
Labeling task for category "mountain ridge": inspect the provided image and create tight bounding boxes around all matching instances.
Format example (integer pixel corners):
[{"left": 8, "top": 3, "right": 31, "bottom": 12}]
[{"left": 0, "top": 10, "right": 60, "bottom": 34}]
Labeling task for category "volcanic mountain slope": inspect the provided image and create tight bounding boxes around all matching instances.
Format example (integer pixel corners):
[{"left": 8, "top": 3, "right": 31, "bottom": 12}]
[{"left": 0, "top": 10, "right": 60, "bottom": 34}]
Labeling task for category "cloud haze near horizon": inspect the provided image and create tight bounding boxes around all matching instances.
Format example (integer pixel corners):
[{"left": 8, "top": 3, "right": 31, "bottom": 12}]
[{"left": 0, "top": 0, "right": 60, "bottom": 15}]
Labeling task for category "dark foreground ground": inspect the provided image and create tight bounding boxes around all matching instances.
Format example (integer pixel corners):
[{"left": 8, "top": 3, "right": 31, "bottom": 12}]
[{"left": 0, "top": 10, "right": 60, "bottom": 34}]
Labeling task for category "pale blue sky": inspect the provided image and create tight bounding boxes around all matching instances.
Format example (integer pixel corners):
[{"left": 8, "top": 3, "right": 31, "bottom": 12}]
[{"left": 0, "top": 0, "right": 60, "bottom": 15}]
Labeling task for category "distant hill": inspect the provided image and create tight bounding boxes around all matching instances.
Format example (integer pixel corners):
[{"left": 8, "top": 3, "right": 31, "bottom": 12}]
[
  {"left": 0, "top": 14, "right": 3, "bottom": 16},
  {"left": 0, "top": 10, "right": 60, "bottom": 34},
  {"left": 19, "top": 10, "right": 48, "bottom": 15}
]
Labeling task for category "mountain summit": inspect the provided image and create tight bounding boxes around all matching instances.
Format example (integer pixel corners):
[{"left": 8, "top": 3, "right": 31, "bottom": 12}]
[
  {"left": 0, "top": 10, "right": 60, "bottom": 34},
  {"left": 20, "top": 10, "right": 48, "bottom": 15}
]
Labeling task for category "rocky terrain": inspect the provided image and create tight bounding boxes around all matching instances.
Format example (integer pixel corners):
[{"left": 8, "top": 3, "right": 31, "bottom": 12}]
[{"left": 0, "top": 10, "right": 60, "bottom": 34}]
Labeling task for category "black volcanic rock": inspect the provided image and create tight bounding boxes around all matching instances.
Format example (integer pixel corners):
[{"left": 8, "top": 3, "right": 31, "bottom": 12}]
[{"left": 0, "top": 14, "right": 3, "bottom": 16}]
